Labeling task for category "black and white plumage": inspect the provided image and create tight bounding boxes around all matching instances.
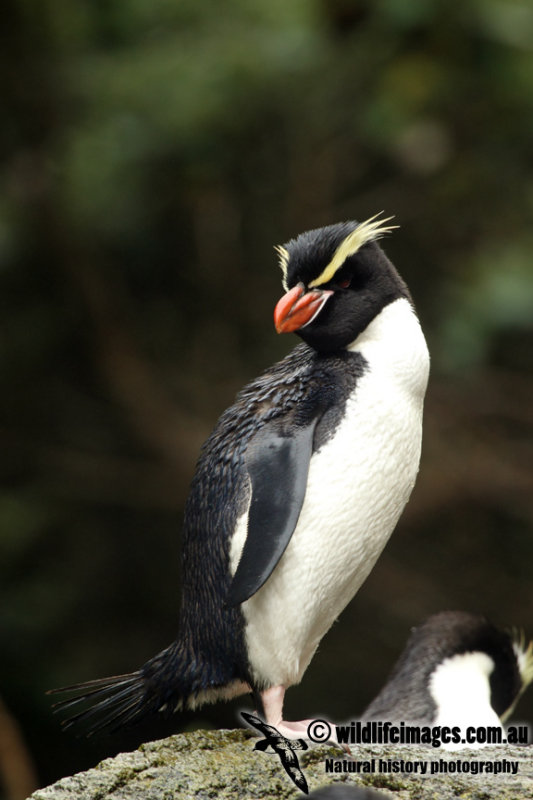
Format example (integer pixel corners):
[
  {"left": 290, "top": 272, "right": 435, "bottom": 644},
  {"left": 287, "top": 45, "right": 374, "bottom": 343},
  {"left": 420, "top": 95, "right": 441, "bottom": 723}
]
[
  {"left": 363, "top": 611, "right": 533, "bottom": 732},
  {"left": 51, "top": 214, "right": 430, "bottom": 738}
]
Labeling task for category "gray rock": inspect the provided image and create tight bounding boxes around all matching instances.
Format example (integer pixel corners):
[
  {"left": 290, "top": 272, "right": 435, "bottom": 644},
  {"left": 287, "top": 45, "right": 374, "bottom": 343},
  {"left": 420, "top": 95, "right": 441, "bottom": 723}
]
[{"left": 29, "top": 729, "right": 533, "bottom": 799}]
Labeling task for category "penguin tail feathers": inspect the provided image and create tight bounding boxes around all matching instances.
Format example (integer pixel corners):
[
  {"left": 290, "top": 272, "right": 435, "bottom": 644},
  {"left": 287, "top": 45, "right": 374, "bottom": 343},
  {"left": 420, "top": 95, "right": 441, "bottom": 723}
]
[
  {"left": 48, "top": 645, "right": 250, "bottom": 736},
  {"left": 48, "top": 671, "right": 152, "bottom": 736}
]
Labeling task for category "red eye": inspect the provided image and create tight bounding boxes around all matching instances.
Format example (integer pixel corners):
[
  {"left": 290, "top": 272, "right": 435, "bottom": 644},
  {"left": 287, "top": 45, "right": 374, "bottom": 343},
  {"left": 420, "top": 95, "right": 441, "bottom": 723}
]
[{"left": 338, "top": 278, "right": 351, "bottom": 289}]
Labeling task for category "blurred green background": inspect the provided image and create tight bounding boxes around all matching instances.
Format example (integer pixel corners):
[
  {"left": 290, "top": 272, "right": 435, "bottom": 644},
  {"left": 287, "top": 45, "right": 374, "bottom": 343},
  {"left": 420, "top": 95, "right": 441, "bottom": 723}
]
[{"left": 2, "top": 0, "right": 533, "bottom": 795}]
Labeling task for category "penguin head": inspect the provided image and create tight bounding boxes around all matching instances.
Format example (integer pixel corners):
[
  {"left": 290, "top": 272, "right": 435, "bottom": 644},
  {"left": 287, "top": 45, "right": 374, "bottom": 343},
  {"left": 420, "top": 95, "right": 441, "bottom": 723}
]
[
  {"left": 273, "top": 215, "right": 411, "bottom": 352},
  {"left": 363, "top": 611, "right": 533, "bottom": 726},
  {"left": 425, "top": 612, "right": 532, "bottom": 724}
]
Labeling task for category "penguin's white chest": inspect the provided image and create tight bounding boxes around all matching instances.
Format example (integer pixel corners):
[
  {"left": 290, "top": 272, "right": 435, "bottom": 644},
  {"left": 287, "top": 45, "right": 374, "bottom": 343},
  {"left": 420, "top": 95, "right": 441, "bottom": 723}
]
[
  {"left": 430, "top": 652, "right": 503, "bottom": 749},
  {"left": 231, "top": 298, "right": 430, "bottom": 688}
]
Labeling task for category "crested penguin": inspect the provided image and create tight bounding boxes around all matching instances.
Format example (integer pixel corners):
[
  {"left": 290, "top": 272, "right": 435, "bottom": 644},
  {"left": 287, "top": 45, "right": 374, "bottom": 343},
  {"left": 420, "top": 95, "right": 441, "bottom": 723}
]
[
  {"left": 51, "top": 214, "right": 430, "bottom": 739},
  {"left": 362, "top": 611, "right": 533, "bottom": 736}
]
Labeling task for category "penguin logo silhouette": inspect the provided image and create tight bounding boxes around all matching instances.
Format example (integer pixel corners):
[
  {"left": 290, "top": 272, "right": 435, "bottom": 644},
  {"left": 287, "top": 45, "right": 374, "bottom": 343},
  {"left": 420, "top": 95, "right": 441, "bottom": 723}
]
[{"left": 242, "top": 711, "right": 309, "bottom": 794}]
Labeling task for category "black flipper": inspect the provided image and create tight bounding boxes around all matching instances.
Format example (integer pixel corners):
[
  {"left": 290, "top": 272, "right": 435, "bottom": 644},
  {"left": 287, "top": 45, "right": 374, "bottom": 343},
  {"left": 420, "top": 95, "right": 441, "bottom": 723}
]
[{"left": 227, "top": 417, "right": 319, "bottom": 607}]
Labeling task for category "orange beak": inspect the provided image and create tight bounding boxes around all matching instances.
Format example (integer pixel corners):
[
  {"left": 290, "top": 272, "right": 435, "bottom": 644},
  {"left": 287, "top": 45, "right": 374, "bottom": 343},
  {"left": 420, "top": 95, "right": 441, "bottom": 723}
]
[{"left": 274, "top": 285, "right": 334, "bottom": 334}]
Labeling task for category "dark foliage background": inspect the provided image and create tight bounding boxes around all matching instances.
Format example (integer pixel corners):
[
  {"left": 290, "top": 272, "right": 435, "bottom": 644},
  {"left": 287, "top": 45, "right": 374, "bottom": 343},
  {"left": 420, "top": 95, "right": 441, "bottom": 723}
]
[{"left": 1, "top": 0, "right": 532, "bottom": 795}]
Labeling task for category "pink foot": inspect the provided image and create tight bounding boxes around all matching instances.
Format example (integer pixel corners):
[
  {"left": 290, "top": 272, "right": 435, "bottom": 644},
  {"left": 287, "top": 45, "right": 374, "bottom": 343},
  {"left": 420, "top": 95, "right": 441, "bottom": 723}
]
[
  {"left": 272, "top": 719, "right": 315, "bottom": 739},
  {"left": 258, "top": 685, "right": 350, "bottom": 753}
]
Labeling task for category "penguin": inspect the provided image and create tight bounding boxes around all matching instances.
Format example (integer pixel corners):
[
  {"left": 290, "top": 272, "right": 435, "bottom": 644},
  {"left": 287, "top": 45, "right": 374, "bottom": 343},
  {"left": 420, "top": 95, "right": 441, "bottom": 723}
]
[
  {"left": 50, "top": 214, "right": 430, "bottom": 739},
  {"left": 362, "top": 611, "right": 533, "bottom": 734}
]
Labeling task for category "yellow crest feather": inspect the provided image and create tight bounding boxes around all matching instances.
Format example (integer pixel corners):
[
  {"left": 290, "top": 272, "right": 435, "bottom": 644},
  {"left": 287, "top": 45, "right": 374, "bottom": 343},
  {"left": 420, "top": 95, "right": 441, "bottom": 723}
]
[
  {"left": 274, "top": 244, "right": 290, "bottom": 291},
  {"left": 308, "top": 212, "right": 398, "bottom": 289},
  {"left": 500, "top": 629, "right": 533, "bottom": 722},
  {"left": 513, "top": 630, "right": 533, "bottom": 688}
]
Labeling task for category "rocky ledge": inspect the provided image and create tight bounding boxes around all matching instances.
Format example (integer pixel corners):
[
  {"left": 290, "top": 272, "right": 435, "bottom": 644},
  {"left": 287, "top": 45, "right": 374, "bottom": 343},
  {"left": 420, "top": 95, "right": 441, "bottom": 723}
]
[{"left": 29, "top": 728, "right": 532, "bottom": 799}]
